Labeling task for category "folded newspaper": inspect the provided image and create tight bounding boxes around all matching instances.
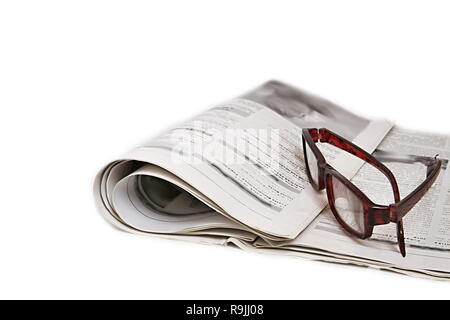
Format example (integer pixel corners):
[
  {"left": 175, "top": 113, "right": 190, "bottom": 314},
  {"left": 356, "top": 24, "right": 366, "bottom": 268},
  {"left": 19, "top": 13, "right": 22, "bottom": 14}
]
[{"left": 94, "top": 81, "right": 450, "bottom": 280}]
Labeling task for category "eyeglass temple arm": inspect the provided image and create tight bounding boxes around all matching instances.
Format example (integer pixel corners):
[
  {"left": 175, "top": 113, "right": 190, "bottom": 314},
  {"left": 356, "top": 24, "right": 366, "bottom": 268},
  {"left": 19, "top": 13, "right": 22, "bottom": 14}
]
[
  {"left": 312, "top": 128, "right": 401, "bottom": 202},
  {"left": 390, "top": 159, "right": 442, "bottom": 221}
]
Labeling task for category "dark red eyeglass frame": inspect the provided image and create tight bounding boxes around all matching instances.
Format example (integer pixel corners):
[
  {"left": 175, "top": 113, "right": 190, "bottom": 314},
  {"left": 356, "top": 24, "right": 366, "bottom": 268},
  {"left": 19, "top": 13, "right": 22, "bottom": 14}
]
[{"left": 302, "top": 128, "right": 442, "bottom": 257}]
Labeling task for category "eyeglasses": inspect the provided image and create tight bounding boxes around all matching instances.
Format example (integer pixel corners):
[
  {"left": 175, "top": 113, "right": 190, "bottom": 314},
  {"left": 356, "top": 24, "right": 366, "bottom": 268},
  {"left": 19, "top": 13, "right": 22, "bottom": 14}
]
[{"left": 302, "top": 128, "right": 442, "bottom": 257}]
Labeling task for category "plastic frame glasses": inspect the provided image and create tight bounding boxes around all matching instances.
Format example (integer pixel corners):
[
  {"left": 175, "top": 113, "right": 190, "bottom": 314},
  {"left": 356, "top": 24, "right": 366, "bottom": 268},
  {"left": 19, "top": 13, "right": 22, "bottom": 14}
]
[{"left": 302, "top": 128, "right": 442, "bottom": 257}]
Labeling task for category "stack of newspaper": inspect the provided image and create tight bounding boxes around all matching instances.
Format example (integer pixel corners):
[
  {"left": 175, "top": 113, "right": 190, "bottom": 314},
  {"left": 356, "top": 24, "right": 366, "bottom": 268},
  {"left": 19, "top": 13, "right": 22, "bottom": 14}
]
[{"left": 94, "top": 81, "right": 450, "bottom": 279}]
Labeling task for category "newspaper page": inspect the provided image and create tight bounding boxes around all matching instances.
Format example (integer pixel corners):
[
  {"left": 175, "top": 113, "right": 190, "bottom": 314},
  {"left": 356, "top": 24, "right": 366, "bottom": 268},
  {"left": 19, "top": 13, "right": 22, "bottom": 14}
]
[
  {"left": 268, "top": 127, "right": 450, "bottom": 273},
  {"left": 94, "top": 81, "right": 392, "bottom": 240}
]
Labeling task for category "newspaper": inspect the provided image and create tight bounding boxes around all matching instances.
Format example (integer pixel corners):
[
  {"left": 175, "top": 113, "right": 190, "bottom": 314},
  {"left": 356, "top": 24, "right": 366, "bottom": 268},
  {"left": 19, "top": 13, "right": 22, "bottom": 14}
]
[{"left": 94, "top": 80, "right": 450, "bottom": 279}]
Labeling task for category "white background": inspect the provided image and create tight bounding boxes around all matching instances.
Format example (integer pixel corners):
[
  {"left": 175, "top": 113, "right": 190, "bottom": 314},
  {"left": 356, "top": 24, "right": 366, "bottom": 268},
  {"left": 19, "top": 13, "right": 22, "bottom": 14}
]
[{"left": 1, "top": 1, "right": 450, "bottom": 299}]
